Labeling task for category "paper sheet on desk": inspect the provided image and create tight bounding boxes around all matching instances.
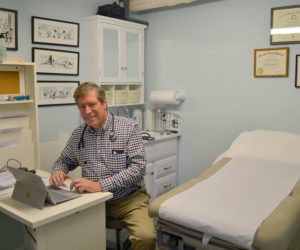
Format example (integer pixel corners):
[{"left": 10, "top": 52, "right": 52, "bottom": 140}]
[{"left": 0, "top": 171, "right": 15, "bottom": 189}]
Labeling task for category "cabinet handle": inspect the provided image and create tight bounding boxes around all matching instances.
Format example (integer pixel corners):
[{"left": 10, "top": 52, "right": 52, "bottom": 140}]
[
  {"left": 163, "top": 184, "right": 172, "bottom": 189},
  {"left": 150, "top": 171, "right": 154, "bottom": 175},
  {"left": 164, "top": 166, "right": 171, "bottom": 170}
]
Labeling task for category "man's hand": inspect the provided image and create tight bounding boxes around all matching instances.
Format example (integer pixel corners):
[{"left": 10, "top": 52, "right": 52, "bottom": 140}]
[
  {"left": 49, "top": 171, "right": 70, "bottom": 186},
  {"left": 70, "top": 178, "right": 102, "bottom": 193}
]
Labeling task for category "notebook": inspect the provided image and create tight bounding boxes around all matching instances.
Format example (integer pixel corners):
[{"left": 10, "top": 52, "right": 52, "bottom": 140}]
[{"left": 7, "top": 167, "right": 81, "bottom": 209}]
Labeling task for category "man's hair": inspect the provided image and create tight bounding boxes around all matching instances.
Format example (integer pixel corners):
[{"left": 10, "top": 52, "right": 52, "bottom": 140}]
[{"left": 74, "top": 82, "right": 106, "bottom": 104}]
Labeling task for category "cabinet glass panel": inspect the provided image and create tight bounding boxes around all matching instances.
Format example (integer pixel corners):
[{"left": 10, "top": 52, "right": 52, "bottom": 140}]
[
  {"left": 126, "top": 32, "right": 139, "bottom": 78},
  {"left": 103, "top": 28, "right": 119, "bottom": 78}
]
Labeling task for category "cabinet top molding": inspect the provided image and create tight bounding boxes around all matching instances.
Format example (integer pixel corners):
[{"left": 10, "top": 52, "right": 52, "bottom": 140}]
[{"left": 85, "top": 15, "right": 147, "bottom": 30}]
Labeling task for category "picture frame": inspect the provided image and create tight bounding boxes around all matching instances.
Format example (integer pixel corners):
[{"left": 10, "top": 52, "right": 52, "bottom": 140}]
[
  {"left": 37, "top": 81, "right": 79, "bottom": 106},
  {"left": 254, "top": 47, "right": 289, "bottom": 77},
  {"left": 32, "top": 16, "right": 79, "bottom": 47},
  {"left": 0, "top": 7, "right": 18, "bottom": 50},
  {"left": 271, "top": 5, "right": 300, "bottom": 45},
  {"left": 296, "top": 55, "right": 300, "bottom": 88},
  {"left": 32, "top": 47, "right": 79, "bottom": 75}
]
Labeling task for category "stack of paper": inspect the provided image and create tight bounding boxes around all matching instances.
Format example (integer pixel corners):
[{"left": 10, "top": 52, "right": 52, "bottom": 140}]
[{"left": 0, "top": 171, "right": 15, "bottom": 189}]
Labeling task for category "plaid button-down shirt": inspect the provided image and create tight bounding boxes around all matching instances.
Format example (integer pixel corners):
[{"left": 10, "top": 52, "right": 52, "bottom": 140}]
[{"left": 52, "top": 112, "right": 146, "bottom": 201}]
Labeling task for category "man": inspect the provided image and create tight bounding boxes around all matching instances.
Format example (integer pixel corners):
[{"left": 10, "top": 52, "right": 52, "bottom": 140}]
[{"left": 50, "top": 82, "right": 156, "bottom": 250}]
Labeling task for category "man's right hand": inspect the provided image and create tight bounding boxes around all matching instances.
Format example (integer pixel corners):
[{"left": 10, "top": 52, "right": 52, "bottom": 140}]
[{"left": 49, "top": 171, "right": 70, "bottom": 186}]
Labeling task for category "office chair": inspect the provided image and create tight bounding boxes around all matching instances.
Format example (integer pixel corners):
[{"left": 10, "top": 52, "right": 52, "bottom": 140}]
[{"left": 106, "top": 218, "right": 130, "bottom": 250}]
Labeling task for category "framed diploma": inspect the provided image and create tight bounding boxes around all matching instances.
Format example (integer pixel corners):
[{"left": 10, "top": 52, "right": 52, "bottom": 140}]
[
  {"left": 254, "top": 47, "right": 289, "bottom": 77},
  {"left": 296, "top": 55, "right": 300, "bottom": 88},
  {"left": 271, "top": 5, "right": 300, "bottom": 44}
]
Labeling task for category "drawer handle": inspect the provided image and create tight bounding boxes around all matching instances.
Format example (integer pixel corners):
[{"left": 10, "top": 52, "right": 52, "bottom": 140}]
[
  {"left": 150, "top": 171, "right": 154, "bottom": 175},
  {"left": 164, "top": 166, "right": 172, "bottom": 170},
  {"left": 163, "top": 184, "right": 172, "bottom": 189}
]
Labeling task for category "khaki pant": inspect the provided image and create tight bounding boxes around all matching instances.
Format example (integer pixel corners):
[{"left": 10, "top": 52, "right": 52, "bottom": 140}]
[{"left": 106, "top": 187, "right": 156, "bottom": 250}]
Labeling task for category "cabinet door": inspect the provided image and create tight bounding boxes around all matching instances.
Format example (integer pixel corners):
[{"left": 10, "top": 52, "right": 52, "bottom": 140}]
[
  {"left": 101, "top": 24, "right": 121, "bottom": 82},
  {"left": 123, "top": 28, "right": 144, "bottom": 82}
]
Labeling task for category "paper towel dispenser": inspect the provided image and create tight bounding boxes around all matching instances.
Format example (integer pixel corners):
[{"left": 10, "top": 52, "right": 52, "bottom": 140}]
[{"left": 150, "top": 90, "right": 186, "bottom": 105}]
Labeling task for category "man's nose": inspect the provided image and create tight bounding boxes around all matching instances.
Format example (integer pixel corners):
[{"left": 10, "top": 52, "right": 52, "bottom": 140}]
[{"left": 84, "top": 106, "right": 92, "bottom": 113}]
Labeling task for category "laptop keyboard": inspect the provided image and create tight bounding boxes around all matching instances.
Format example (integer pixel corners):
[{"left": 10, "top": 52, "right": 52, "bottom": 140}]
[{"left": 49, "top": 189, "right": 73, "bottom": 202}]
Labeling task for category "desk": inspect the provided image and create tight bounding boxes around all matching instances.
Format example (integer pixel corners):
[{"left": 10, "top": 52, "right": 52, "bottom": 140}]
[{"left": 0, "top": 170, "right": 113, "bottom": 250}]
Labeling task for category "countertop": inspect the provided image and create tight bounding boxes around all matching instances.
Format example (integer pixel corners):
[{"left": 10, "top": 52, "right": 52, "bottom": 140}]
[{"left": 142, "top": 131, "right": 181, "bottom": 145}]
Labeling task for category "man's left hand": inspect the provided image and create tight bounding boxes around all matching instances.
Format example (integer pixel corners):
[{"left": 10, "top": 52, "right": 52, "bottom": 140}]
[{"left": 70, "top": 178, "right": 102, "bottom": 193}]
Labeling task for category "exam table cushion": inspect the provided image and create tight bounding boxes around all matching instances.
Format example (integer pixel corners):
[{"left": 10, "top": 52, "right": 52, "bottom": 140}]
[{"left": 149, "top": 157, "right": 300, "bottom": 250}]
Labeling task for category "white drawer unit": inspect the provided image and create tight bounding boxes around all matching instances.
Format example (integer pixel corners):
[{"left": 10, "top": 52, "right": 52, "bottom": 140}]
[
  {"left": 154, "top": 155, "right": 176, "bottom": 179},
  {"left": 153, "top": 172, "right": 177, "bottom": 198},
  {"left": 144, "top": 136, "right": 179, "bottom": 201}
]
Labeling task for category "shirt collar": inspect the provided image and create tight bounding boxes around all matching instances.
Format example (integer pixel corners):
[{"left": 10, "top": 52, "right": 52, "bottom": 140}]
[{"left": 86, "top": 111, "right": 113, "bottom": 134}]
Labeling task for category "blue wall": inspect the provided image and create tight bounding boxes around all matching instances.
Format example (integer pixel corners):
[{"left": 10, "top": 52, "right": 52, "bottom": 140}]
[{"left": 141, "top": 0, "right": 300, "bottom": 183}]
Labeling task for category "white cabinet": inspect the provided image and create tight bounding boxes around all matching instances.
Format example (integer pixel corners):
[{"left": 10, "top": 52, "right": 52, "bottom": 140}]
[
  {"left": 144, "top": 137, "right": 179, "bottom": 201},
  {"left": 85, "top": 16, "right": 146, "bottom": 106},
  {"left": 0, "top": 62, "right": 39, "bottom": 169}
]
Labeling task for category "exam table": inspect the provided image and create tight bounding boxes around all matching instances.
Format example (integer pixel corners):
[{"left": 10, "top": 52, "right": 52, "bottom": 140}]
[{"left": 149, "top": 130, "right": 300, "bottom": 250}]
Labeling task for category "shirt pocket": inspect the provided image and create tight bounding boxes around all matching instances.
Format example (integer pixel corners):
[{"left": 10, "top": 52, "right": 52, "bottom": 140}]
[{"left": 105, "top": 149, "right": 127, "bottom": 173}]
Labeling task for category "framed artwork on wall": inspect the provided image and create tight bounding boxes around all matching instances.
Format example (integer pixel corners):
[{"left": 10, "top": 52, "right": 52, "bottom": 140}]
[
  {"left": 32, "top": 47, "right": 79, "bottom": 75},
  {"left": 0, "top": 7, "right": 18, "bottom": 50},
  {"left": 254, "top": 47, "right": 289, "bottom": 77},
  {"left": 32, "top": 16, "right": 79, "bottom": 47},
  {"left": 296, "top": 55, "right": 300, "bottom": 88},
  {"left": 271, "top": 5, "right": 300, "bottom": 45},
  {"left": 37, "top": 81, "right": 79, "bottom": 106}
]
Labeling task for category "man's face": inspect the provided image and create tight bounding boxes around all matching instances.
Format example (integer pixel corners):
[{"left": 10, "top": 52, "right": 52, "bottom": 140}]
[{"left": 77, "top": 90, "right": 107, "bottom": 132}]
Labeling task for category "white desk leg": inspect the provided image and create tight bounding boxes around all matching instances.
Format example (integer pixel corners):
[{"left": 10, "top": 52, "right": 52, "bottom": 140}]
[{"left": 24, "top": 203, "right": 106, "bottom": 250}]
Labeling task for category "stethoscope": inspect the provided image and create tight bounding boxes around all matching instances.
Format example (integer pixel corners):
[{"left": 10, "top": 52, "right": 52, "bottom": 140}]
[{"left": 78, "top": 113, "right": 117, "bottom": 149}]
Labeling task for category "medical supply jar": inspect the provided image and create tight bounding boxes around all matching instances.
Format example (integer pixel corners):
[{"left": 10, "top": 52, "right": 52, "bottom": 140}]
[
  {"left": 132, "top": 109, "right": 143, "bottom": 131},
  {"left": 144, "top": 109, "right": 154, "bottom": 131},
  {"left": 154, "top": 109, "right": 165, "bottom": 133}
]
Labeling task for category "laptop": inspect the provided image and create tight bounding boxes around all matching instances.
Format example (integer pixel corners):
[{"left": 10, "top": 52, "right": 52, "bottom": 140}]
[{"left": 8, "top": 167, "right": 81, "bottom": 209}]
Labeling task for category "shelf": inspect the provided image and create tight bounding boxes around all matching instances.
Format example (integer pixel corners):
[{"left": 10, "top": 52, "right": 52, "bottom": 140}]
[
  {"left": 0, "top": 62, "right": 39, "bottom": 169},
  {"left": 0, "top": 100, "right": 34, "bottom": 105}
]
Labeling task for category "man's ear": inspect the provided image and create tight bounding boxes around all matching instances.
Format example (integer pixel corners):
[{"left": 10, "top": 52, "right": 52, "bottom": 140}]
[{"left": 103, "top": 98, "right": 107, "bottom": 110}]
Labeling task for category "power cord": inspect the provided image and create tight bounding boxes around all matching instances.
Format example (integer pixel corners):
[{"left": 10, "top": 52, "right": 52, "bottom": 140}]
[{"left": 5, "top": 158, "right": 36, "bottom": 174}]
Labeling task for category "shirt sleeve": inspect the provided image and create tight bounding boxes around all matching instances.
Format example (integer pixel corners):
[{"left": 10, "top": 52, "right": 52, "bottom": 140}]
[
  {"left": 51, "top": 132, "right": 79, "bottom": 174},
  {"left": 99, "top": 123, "right": 146, "bottom": 192}
]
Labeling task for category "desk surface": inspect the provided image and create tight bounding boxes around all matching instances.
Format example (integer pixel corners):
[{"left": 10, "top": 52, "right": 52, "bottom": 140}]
[{"left": 0, "top": 170, "right": 112, "bottom": 228}]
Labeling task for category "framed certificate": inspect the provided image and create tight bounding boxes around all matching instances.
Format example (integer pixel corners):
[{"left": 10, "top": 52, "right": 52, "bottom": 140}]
[
  {"left": 296, "top": 55, "right": 300, "bottom": 88},
  {"left": 254, "top": 47, "right": 289, "bottom": 77},
  {"left": 271, "top": 5, "right": 300, "bottom": 44}
]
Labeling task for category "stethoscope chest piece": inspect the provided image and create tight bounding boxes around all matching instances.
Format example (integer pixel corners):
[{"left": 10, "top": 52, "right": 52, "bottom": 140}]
[{"left": 109, "top": 131, "right": 117, "bottom": 141}]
